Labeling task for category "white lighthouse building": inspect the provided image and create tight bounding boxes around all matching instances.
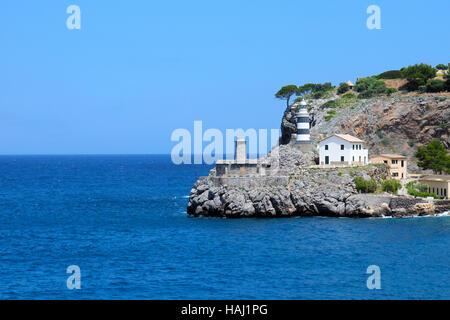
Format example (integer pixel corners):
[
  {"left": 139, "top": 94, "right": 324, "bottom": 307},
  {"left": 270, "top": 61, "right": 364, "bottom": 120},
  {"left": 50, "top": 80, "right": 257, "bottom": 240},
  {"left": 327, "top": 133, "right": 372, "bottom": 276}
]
[{"left": 296, "top": 100, "right": 311, "bottom": 145}]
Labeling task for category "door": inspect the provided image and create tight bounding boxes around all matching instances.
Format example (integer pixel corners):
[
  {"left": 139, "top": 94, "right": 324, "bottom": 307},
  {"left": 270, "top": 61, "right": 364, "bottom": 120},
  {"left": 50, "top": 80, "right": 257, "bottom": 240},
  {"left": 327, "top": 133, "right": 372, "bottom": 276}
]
[{"left": 325, "top": 156, "right": 329, "bottom": 165}]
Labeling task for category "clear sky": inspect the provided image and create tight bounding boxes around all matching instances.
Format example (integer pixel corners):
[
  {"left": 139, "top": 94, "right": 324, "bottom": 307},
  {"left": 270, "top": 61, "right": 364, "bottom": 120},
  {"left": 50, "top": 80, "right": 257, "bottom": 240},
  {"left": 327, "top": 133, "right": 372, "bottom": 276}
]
[{"left": 1, "top": 0, "right": 449, "bottom": 154}]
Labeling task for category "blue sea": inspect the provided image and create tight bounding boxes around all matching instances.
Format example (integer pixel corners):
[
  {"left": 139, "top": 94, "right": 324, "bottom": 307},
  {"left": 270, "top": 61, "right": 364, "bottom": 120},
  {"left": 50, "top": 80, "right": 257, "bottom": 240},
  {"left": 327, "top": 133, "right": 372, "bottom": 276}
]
[{"left": 0, "top": 155, "right": 448, "bottom": 299}]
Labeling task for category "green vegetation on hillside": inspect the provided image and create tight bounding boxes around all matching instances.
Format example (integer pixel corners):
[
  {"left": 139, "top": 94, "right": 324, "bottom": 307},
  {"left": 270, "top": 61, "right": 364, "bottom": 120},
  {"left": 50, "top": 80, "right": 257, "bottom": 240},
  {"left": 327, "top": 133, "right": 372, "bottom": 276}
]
[
  {"left": 381, "top": 179, "right": 402, "bottom": 194},
  {"left": 298, "top": 82, "right": 334, "bottom": 99},
  {"left": 337, "top": 82, "right": 350, "bottom": 94},
  {"left": 377, "top": 70, "right": 403, "bottom": 79},
  {"left": 415, "top": 140, "right": 450, "bottom": 174},
  {"left": 354, "top": 76, "right": 389, "bottom": 98},
  {"left": 354, "top": 176, "right": 377, "bottom": 193},
  {"left": 400, "top": 63, "right": 437, "bottom": 91},
  {"left": 321, "top": 92, "right": 358, "bottom": 111},
  {"left": 276, "top": 62, "right": 449, "bottom": 110}
]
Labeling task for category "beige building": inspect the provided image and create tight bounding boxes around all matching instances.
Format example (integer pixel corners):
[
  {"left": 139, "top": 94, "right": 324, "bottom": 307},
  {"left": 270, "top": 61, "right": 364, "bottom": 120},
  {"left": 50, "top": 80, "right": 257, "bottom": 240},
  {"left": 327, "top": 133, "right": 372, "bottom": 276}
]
[
  {"left": 346, "top": 80, "right": 355, "bottom": 90},
  {"left": 370, "top": 154, "right": 407, "bottom": 180},
  {"left": 418, "top": 175, "right": 450, "bottom": 199}
]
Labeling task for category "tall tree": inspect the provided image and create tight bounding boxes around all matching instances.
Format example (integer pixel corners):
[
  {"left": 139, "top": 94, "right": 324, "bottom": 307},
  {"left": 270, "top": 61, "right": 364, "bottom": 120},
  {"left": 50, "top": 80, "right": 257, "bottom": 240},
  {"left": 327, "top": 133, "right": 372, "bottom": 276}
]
[
  {"left": 275, "top": 85, "right": 298, "bottom": 108},
  {"left": 415, "top": 140, "right": 450, "bottom": 174}
]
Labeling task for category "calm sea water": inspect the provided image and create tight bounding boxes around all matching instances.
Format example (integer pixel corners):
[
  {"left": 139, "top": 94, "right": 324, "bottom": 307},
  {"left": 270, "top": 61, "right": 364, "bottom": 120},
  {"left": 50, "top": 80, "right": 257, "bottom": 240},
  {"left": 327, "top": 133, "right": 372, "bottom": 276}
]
[{"left": 0, "top": 155, "right": 448, "bottom": 300}]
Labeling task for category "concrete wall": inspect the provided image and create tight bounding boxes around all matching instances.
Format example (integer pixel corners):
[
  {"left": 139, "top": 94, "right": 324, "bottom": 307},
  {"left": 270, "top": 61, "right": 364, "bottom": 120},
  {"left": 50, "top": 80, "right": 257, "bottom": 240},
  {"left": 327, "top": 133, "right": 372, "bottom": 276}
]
[
  {"left": 214, "top": 176, "right": 289, "bottom": 188},
  {"left": 216, "top": 163, "right": 259, "bottom": 176}
]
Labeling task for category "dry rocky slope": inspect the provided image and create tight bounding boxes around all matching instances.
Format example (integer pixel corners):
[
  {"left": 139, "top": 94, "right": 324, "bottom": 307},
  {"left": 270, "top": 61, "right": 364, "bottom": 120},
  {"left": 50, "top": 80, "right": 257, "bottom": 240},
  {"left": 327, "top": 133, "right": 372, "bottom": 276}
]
[{"left": 187, "top": 94, "right": 450, "bottom": 218}]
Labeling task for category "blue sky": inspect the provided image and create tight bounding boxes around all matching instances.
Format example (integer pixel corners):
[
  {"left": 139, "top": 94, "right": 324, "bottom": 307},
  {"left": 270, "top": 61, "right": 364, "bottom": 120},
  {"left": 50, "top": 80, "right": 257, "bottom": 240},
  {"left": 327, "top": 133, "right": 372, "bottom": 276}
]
[{"left": 1, "top": 0, "right": 449, "bottom": 154}]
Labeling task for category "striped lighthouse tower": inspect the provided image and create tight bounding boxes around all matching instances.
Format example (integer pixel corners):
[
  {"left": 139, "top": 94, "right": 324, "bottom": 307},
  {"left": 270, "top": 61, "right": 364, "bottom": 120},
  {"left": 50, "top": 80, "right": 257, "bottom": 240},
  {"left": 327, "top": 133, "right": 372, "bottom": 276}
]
[{"left": 296, "top": 100, "right": 311, "bottom": 145}]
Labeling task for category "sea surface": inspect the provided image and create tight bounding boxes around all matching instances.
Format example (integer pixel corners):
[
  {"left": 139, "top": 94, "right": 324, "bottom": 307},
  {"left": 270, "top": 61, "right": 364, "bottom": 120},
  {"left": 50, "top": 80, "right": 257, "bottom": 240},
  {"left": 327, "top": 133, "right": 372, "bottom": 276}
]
[{"left": 0, "top": 155, "right": 448, "bottom": 299}]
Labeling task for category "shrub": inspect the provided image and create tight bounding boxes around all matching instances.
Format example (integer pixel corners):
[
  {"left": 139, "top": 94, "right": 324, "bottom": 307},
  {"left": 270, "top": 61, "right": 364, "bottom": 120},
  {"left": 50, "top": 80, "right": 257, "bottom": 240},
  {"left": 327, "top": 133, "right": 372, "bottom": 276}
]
[
  {"left": 321, "top": 99, "right": 340, "bottom": 109},
  {"left": 377, "top": 70, "right": 403, "bottom": 79},
  {"left": 342, "top": 92, "right": 357, "bottom": 100},
  {"left": 375, "top": 130, "right": 384, "bottom": 139},
  {"left": 355, "top": 77, "right": 388, "bottom": 98},
  {"left": 407, "top": 189, "right": 440, "bottom": 199},
  {"left": 354, "top": 177, "right": 378, "bottom": 193},
  {"left": 415, "top": 183, "right": 429, "bottom": 193},
  {"left": 337, "top": 82, "right": 350, "bottom": 94},
  {"left": 381, "top": 138, "right": 390, "bottom": 146},
  {"left": 425, "top": 79, "right": 446, "bottom": 93},
  {"left": 386, "top": 87, "right": 398, "bottom": 96},
  {"left": 324, "top": 110, "right": 336, "bottom": 121},
  {"left": 382, "top": 179, "right": 402, "bottom": 194},
  {"left": 401, "top": 63, "right": 437, "bottom": 91}
]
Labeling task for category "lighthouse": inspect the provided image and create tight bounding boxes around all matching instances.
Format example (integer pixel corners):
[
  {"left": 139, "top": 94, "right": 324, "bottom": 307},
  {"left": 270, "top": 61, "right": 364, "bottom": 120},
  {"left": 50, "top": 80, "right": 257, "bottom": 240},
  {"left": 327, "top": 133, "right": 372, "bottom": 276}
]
[{"left": 296, "top": 100, "right": 311, "bottom": 145}]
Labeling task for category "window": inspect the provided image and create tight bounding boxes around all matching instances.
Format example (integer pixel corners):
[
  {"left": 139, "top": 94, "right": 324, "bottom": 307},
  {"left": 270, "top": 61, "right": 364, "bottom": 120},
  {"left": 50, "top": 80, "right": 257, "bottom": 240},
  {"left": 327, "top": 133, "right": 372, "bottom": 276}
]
[
  {"left": 341, "top": 156, "right": 344, "bottom": 162},
  {"left": 401, "top": 160, "right": 404, "bottom": 167},
  {"left": 384, "top": 160, "right": 388, "bottom": 164},
  {"left": 325, "top": 145, "right": 328, "bottom": 150},
  {"left": 341, "top": 144, "right": 344, "bottom": 150},
  {"left": 352, "top": 145, "right": 355, "bottom": 150},
  {"left": 392, "top": 160, "right": 398, "bottom": 164},
  {"left": 352, "top": 156, "right": 355, "bottom": 161},
  {"left": 392, "top": 172, "right": 399, "bottom": 177},
  {"left": 325, "top": 156, "right": 329, "bottom": 165}
]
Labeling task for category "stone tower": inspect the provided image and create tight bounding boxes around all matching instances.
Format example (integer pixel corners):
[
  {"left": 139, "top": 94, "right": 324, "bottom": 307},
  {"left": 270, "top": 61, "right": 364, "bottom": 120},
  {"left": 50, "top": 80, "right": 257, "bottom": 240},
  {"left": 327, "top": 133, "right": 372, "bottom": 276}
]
[{"left": 234, "top": 137, "right": 247, "bottom": 163}]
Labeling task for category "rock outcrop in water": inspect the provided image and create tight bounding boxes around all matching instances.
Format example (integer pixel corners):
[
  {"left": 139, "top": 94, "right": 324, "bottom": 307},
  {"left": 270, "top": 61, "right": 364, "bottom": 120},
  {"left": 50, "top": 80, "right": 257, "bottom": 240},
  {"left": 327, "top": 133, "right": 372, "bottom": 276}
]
[
  {"left": 187, "top": 94, "right": 450, "bottom": 218},
  {"left": 188, "top": 161, "right": 450, "bottom": 218}
]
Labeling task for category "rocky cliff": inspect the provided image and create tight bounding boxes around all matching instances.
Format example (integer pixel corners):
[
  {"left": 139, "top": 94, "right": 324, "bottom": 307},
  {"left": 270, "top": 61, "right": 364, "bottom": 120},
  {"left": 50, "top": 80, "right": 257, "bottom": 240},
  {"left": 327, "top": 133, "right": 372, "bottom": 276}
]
[{"left": 187, "top": 94, "right": 450, "bottom": 218}]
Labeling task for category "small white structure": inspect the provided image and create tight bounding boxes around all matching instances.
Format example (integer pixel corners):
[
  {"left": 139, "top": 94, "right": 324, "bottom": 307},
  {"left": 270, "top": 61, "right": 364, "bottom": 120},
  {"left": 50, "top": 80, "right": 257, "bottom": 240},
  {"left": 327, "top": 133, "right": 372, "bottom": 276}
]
[
  {"left": 235, "top": 137, "right": 247, "bottom": 163},
  {"left": 296, "top": 100, "right": 311, "bottom": 145},
  {"left": 319, "top": 134, "right": 369, "bottom": 166}
]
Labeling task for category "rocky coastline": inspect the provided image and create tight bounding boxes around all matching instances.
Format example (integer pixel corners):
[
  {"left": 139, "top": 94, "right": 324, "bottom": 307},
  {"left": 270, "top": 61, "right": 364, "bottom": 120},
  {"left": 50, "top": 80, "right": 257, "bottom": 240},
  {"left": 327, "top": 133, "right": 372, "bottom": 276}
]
[
  {"left": 187, "top": 161, "right": 450, "bottom": 218},
  {"left": 187, "top": 95, "right": 450, "bottom": 218}
]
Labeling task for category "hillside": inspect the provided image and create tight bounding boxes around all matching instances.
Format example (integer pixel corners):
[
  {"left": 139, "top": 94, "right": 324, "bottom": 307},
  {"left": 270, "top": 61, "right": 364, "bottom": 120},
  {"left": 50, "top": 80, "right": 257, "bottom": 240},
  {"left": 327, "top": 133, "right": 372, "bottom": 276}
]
[{"left": 281, "top": 93, "right": 449, "bottom": 172}]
